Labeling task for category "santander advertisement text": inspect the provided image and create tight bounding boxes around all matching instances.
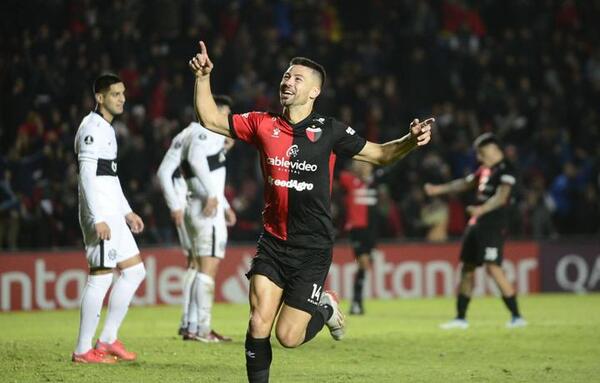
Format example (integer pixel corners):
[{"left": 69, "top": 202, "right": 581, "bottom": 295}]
[{"left": 0, "top": 242, "right": 546, "bottom": 312}]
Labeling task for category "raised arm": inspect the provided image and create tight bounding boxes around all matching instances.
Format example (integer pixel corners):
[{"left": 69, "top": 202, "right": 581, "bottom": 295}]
[
  {"left": 189, "top": 41, "right": 231, "bottom": 137},
  {"left": 353, "top": 118, "right": 434, "bottom": 165}
]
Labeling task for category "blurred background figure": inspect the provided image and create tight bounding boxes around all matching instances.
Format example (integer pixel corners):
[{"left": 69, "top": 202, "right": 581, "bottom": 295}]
[{"left": 338, "top": 161, "right": 379, "bottom": 315}]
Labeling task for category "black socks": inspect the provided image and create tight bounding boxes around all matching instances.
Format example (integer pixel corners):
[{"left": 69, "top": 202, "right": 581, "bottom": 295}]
[
  {"left": 302, "top": 304, "right": 333, "bottom": 344},
  {"left": 245, "top": 334, "right": 272, "bottom": 383},
  {"left": 353, "top": 268, "right": 366, "bottom": 304},
  {"left": 457, "top": 293, "right": 471, "bottom": 320},
  {"left": 502, "top": 295, "right": 521, "bottom": 318}
]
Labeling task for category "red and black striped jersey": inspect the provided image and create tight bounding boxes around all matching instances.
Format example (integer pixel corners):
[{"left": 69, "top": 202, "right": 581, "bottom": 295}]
[
  {"left": 229, "top": 111, "right": 366, "bottom": 248},
  {"left": 338, "top": 170, "right": 377, "bottom": 231},
  {"left": 466, "top": 159, "right": 517, "bottom": 227}
]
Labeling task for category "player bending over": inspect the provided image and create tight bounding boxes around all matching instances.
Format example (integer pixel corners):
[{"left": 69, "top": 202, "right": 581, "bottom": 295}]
[
  {"left": 189, "top": 41, "right": 434, "bottom": 382},
  {"left": 424, "top": 133, "right": 527, "bottom": 329}
]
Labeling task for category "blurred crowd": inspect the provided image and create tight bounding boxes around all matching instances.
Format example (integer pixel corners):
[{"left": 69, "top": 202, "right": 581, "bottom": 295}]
[{"left": 1, "top": 0, "right": 599, "bottom": 250}]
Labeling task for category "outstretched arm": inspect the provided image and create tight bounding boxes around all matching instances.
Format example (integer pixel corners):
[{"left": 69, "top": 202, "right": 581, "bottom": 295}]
[
  {"left": 189, "top": 41, "right": 231, "bottom": 137},
  {"left": 353, "top": 118, "right": 434, "bottom": 165},
  {"left": 424, "top": 176, "right": 477, "bottom": 197}
]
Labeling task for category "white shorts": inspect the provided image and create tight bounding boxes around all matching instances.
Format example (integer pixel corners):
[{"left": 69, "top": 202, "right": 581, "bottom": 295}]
[
  {"left": 184, "top": 199, "right": 228, "bottom": 259},
  {"left": 80, "top": 214, "right": 140, "bottom": 268}
]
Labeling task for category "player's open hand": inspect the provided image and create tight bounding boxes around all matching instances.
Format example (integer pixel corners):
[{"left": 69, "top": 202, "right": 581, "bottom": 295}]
[
  {"left": 410, "top": 118, "right": 434, "bottom": 146},
  {"left": 171, "top": 209, "right": 184, "bottom": 227},
  {"left": 126, "top": 212, "right": 145, "bottom": 234},
  {"left": 95, "top": 222, "right": 111, "bottom": 241},
  {"left": 189, "top": 41, "right": 213, "bottom": 79},
  {"left": 202, "top": 196, "right": 219, "bottom": 217}
]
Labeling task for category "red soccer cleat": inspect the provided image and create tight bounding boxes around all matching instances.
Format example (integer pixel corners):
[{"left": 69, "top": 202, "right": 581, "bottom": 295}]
[
  {"left": 95, "top": 339, "right": 137, "bottom": 361},
  {"left": 72, "top": 348, "right": 117, "bottom": 364}
]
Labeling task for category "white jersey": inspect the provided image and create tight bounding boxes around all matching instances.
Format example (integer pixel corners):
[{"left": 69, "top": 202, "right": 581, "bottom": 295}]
[
  {"left": 75, "top": 111, "right": 132, "bottom": 224},
  {"left": 157, "top": 122, "right": 230, "bottom": 212}
]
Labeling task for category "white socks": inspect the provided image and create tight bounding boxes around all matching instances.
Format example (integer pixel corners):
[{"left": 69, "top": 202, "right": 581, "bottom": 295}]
[
  {"left": 75, "top": 273, "right": 113, "bottom": 354},
  {"left": 194, "top": 272, "right": 215, "bottom": 335},
  {"left": 99, "top": 263, "right": 146, "bottom": 344},
  {"left": 180, "top": 267, "right": 197, "bottom": 329}
]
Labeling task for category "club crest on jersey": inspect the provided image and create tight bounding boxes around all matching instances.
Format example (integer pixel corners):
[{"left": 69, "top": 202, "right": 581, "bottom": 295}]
[
  {"left": 306, "top": 127, "right": 322, "bottom": 142},
  {"left": 84, "top": 135, "right": 94, "bottom": 145}
]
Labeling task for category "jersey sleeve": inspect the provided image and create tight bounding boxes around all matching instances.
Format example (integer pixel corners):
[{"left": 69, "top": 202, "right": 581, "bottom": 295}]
[
  {"left": 76, "top": 124, "right": 104, "bottom": 223},
  {"left": 332, "top": 120, "right": 367, "bottom": 157},
  {"left": 499, "top": 165, "right": 517, "bottom": 186},
  {"left": 77, "top": 124, "right": 100, "bottom": 162},
  {"left": 157, "top": 139, "right": 184, "bottom": 211},
  {"left": 188, "top": 138, "right": 218, "bottom": 197},
  {"left": 228, "top": 112, "right": 265, "bottom": 144}
]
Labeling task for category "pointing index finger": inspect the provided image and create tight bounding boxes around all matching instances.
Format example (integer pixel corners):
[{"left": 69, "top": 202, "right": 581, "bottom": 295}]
[{"left": 199, "top": 41, "right": 207, "bottom": 55}]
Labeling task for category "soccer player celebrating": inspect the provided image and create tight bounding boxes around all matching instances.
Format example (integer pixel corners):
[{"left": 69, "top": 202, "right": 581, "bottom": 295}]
[
  {"left": 338, "top": 161, "right": 379, "bottom": 315},
  {"left": 72, "top": 74, "right": 146, "bottom": 363},
  {"left": 157, "top": 96, "right": 236, "bottom": 342},
  {"left": 189, "top": 41, "right": 434, "bottom": 382},
  {"left": 424, "top": 133, "right": 527, "bottom": 329}
]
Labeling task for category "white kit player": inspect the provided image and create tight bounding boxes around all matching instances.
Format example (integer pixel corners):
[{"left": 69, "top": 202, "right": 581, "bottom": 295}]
[
  {"left": 157, "top": 95, "right": 236, "bottom": 342},
  {"left": 72, "top": 74, "right": 146, "bottom": 364}
]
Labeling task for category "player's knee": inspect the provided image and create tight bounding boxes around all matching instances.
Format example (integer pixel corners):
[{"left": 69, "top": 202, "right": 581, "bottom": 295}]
[
  {"left": 123, "top": 262, "right": 146, "bottom": 284},
  {"left": 484, "top": 263, "right": 497, "bottom": 275},
  {"left": 462, "top": 263, "right": 477, "bottom": 274},
  {"left": 248, "top": 311, "right": 273, "bottom": 338},
  {"left": 275, "top": 327, "right": 302, "bottom": 349}
]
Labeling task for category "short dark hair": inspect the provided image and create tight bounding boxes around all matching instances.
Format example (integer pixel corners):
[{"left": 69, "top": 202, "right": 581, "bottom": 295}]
[
  {"left": 93, "top": 73, "right": 122, "bottom": 94},
  {"left": 213, "top": 95, "right": 233, "bottom": 108},
  {"left": 289, "top": 57, "right": 326, "bottom": 87},
  {"left": 473, "top": 132, "right": 501, "bottom": 149}
]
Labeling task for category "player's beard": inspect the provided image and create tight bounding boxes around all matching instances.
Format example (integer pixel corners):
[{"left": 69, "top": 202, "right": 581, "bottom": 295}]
[
  {"left": 106, "top": 104, "right": 124, "bottom": 117},
  {"left": 279, "top": 92, "right": 294, "bottom": 106}
]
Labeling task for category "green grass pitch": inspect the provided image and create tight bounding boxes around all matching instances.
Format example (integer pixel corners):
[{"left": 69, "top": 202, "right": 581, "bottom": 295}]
[{"left": 1, "top": 294, "right": 599, "bottom": 382}]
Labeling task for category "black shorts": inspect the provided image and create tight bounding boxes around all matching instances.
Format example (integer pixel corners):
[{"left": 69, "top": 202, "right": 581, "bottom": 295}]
[
  {"left": 460, "top": 224, "right": 505, "bottom": 266},
  {"left": 350, "top": 228, "right": 376, "bottom": 257},
  {"left": 246, "top": 233, "right": 332, "bottom": 314}
]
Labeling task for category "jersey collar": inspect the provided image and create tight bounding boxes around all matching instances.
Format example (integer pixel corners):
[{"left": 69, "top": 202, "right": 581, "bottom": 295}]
[{"left": 92, "top": 110, "right": 115, "bottom": 128}]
